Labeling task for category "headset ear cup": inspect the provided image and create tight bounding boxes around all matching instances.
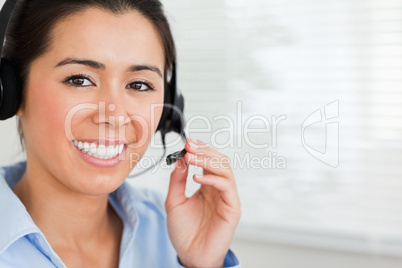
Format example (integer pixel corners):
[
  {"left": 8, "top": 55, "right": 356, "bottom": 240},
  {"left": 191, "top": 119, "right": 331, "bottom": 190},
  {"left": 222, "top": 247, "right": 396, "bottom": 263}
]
[
  {"left": 0, "top": 57, "right": 22, "bottom": 120},
  {"left": 156, "top": 90, "right": 185, "bottom": 139},
  {"left": 156, "top": 60, "right": 186, "bottom": 139},
  {"left": 169, "top": 89, "right": 185, "bottom": 136},
  {"left": 156, "top": 93, "right": 170, "bottom": 133}
]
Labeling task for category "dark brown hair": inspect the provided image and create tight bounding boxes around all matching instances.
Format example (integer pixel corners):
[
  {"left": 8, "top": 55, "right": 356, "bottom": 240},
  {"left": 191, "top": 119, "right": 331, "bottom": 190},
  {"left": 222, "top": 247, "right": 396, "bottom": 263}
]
[{"left": 2, "top": 0, "right": 176, "bottom": 152}]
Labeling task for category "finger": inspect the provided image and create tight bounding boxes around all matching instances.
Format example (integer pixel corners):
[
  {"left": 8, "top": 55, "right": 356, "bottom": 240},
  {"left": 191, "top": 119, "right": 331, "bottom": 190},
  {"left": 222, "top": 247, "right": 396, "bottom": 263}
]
[
  {"left": 192, "top": 174, "right": 241, "bottom": 210},
  {"left": 184, "top": 152, "right": 232, "bottom": 178},
  {"left": 185, "top": 139, "right": 226, "bottom": 159},
  {"left": 165, "top": 158, "right": 189, "bottom": 210}
]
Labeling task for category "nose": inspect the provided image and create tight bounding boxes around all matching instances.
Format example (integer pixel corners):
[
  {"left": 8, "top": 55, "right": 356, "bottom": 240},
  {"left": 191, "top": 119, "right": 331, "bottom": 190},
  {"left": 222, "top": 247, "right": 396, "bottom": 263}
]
[
  {"left": 95, "top": 102, "right": 129, "bottom": 128},
  {"left": 92, "top": 102, "right": 131, "bottom": 130},
  {"left": 90, "top": 84, "right": 147, "bottom": 146},
  {"left": 91, "top": 87, "right": 129, "bottom": 128}
]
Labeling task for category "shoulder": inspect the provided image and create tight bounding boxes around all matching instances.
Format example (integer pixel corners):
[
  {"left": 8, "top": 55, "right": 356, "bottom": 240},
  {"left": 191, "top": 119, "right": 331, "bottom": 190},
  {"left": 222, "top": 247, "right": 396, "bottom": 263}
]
[
  {"left": 112, "top": 181, "right": 168, "bottom": 220},
  {"left": 130, "top": 185, "right": 168, "bottom": 219},
  {"left": 130, "top": 185, "right": 167, "bottom": 207},
  {"left": 0, "top": 161, "right": 26, "bottom": 189}
]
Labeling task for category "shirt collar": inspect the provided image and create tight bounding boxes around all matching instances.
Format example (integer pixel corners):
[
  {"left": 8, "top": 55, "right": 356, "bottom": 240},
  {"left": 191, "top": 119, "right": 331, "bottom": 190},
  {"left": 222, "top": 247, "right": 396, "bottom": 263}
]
[
  {"left": 0, "top": 161, "right": 40, "bottom": 254},
  {"left": 0, "top": 160, "right": 142, "bottom": 259}
]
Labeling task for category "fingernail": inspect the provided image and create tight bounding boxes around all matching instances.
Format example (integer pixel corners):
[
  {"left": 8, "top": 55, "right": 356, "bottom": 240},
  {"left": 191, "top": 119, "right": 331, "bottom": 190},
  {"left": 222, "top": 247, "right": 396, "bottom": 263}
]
[
  {"left": 189, "top": 139, "right": 198, "bottom": 149},
  {"left": 176, "top": 158, "right": 182, "bottom": 168},
  {"left": 194, "top": 174, "right": 203, "bottom": 179}
]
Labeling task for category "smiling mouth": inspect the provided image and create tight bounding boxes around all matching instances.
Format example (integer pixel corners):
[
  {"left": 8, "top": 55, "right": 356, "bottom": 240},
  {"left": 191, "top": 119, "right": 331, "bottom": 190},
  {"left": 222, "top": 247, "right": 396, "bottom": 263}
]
[{"left": 72, "top": 140, "right": 126, "bottom": 160}]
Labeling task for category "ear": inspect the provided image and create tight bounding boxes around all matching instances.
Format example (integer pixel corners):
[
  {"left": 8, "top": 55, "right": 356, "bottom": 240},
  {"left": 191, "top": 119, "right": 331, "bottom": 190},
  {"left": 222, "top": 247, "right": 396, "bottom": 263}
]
[{"left": 16, "top": 105, "right": 23, "bottom": 118}]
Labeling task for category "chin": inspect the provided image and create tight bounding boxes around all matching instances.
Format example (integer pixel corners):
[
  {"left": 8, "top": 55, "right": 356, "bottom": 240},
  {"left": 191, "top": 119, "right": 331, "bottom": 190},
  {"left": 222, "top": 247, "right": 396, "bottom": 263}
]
[{"left": 70, "top": 173, "right": 126, "bottom": 196}]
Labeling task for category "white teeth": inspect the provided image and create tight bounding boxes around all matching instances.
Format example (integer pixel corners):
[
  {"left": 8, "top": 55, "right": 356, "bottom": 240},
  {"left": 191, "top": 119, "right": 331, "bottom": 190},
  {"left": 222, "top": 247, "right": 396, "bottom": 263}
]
[
  {"left": 119, "top": 144, "right": 124, "bottom": 154},
  {"left": 83, "top": 142, "right": 89, "bottom": 153},
  {"left": 72, "top": 140, "right": 125, "bottom": 160},
  {"left": 89, "top": 143, "right": 97, "bottom": 154},
  {"left": 97, "top": 145, "right": 106, "bottom": 157},
  {"left": 106, "top": 146, "right": 115, "bottom": 157}
]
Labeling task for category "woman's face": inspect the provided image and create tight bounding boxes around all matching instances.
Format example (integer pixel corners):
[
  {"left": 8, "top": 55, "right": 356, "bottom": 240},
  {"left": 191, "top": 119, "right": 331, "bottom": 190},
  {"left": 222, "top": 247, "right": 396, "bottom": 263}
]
[{"left": 17, "top": 8, "right": 165, "bottom": 195}]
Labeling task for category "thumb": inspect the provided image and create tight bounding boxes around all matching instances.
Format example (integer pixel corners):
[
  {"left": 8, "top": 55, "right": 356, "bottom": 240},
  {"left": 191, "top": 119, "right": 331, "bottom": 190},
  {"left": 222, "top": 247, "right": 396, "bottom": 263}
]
[{"left": 165, "top": 158, "right": 189, "bottom": 210}]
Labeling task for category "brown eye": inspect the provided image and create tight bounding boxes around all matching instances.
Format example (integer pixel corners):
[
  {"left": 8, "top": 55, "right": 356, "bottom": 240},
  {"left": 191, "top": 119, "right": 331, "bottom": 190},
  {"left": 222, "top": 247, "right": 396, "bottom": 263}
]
[
  {"left": 64, "top": 75, "right": 93, "bottom": 87},
  {"left": 72, "top": 78, "right": 85, "bottom": 85},
  {"left": 131, "top": 83, "right": 144, "bottom": 90},
  {"left": 127, "top": 82, "right": 154, "bottom": 91}
]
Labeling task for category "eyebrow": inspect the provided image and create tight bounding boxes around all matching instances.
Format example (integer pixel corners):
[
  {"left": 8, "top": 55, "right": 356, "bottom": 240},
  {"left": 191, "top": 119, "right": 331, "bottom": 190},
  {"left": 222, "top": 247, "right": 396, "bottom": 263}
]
[{"left": 55, "top": 58, "right": 163, "bottom": 78}]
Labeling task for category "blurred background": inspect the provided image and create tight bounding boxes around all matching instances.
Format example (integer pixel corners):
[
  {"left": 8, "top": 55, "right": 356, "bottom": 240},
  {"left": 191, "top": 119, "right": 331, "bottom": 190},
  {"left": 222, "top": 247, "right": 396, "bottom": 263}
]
[{"left": 1, "top": 0, "right": 402, "bottom": 267}]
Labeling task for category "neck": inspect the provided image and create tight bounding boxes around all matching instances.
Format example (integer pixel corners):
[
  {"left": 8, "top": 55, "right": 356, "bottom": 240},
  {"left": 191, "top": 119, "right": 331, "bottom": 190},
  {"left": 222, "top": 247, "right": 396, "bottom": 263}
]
[{"left": 12, "top": 159, "right": 120, "bottom": 246}]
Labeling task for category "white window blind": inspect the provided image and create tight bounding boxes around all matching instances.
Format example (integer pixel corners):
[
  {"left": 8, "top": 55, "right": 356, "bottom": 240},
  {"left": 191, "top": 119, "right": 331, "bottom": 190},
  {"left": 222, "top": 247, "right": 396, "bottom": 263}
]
[{"left": 132, "top": 0, "right": 402, "bottom": 256}]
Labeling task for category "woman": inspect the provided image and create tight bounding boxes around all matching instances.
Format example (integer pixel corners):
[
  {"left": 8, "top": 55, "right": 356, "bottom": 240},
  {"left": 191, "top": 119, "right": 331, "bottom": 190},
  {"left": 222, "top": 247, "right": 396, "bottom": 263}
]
[{"left": 0, "top": 0, "right": 241, "bottom": 267}]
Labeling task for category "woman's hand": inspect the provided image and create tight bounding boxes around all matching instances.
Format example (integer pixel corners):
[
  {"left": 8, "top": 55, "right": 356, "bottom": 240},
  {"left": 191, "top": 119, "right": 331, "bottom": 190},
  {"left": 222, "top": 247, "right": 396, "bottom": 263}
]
[{"left": 165, "top": 139, "right": 241, "bottom": 268}]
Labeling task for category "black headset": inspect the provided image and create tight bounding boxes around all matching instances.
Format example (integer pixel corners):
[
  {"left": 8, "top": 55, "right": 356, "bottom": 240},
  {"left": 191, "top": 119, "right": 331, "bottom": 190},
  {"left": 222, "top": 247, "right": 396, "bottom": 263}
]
[{"left": 0, "top": 0, "right": 186, "bottom": 147}]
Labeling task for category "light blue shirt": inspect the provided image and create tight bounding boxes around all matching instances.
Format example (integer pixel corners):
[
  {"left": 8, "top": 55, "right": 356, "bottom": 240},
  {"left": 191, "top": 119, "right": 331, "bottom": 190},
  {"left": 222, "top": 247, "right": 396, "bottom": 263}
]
[{"left": 0, "top": 161, "right": 241, "bottom": 268}]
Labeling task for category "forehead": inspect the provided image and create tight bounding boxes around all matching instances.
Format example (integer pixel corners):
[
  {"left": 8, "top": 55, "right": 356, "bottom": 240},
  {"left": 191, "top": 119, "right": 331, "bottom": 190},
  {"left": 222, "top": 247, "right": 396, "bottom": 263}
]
[{"left": 47, "top": 7, "right": 165, "bottom": 70}]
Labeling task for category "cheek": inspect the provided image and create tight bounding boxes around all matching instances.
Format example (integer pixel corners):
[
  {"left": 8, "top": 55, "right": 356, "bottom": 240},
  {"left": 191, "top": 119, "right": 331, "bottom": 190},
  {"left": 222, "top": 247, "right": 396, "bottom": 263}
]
[
  {"left": 26, "top": 81, "right": 74, "bottom": 143},
  {"left": 151, "top": 103, "right": 164, "bottom": 129},
  {"left": 150, "top": 92, "right": 164, "bottom": 131},
  {"left": 126, "top": 92, "right": 164, "bottom": 148},
  {"left": 132, "top": 90, "right": 164, "bottom": 127}
]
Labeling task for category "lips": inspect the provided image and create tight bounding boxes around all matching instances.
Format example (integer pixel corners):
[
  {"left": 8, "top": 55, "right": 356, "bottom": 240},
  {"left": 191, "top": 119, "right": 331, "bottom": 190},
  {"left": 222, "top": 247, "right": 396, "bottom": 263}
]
[
  {"left": 73, "top": 140, "right": 124, "bottom": 159},
  {"left": 72, "top": 138, "right": 129, "bottom": 146},
  {"left": 71, "top": 139, "right": 128, "bottom": 168}
]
